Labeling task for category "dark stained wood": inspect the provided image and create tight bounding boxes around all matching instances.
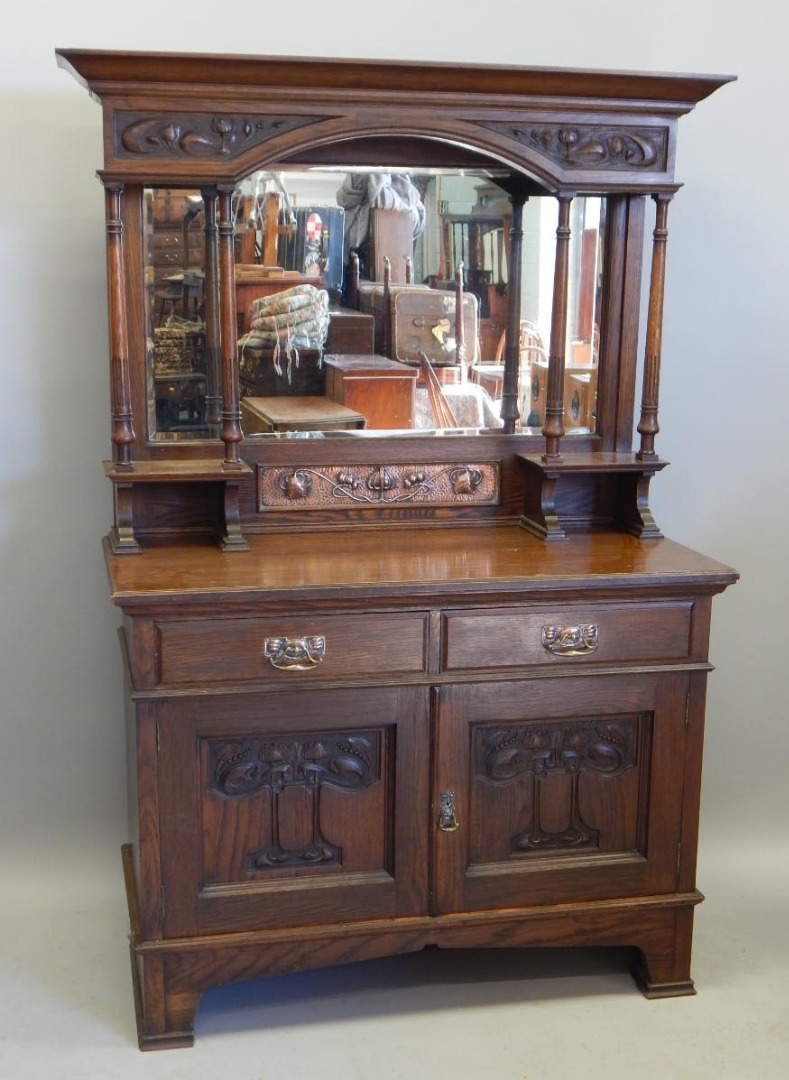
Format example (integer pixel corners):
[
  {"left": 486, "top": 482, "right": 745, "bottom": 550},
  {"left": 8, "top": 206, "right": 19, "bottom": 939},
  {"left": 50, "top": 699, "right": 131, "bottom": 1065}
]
[
  {"left": 106, "top": 527, "right": 736, "bottom": 611},
  {"left": 543, "top": 194, "right": 573, "bottom": 459},
  {"left": 518, "top": 451, "right": 669, "bottom": 540},
  {"left": 104, "top": 183, "right": 135, "bottom": 467},
  {"left": 55, "top": 49, "right": 734, "bottom": 106},
  {"left": 595, "top": 195, "right": 646, "bottom": 453},
  {"left": 432, "top": 673, "right": 687, "bottom": 914},
  {"left": 58, "top": 48, "right": 738, "bottom": 1050},
  {"left": 638, "top": 194, "right": 672, "bottom": 459},
  {"left": 200, "top": 189, "right": 222, "bottom": 434},
  {"left": 218, "top": 187, "right": 243, "bottom": 466},
  {"left": 500, "top": 193, "right": 525, "bottom": 433}
]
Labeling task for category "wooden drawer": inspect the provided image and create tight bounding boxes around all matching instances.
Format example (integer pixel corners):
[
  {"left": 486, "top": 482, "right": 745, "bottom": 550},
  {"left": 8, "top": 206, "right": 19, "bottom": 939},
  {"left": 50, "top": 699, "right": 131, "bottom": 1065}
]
[
  {"left": 442, "top": 601, "right": 693, "bottom": 672},
  {"left": 156, "top": 612, "right": 429, "bottom": 686}
]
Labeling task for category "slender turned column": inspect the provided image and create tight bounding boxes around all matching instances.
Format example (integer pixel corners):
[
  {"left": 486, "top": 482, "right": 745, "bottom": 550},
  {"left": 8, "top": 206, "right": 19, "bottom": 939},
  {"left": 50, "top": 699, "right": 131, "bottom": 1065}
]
[
  {"left": 542, "top": 194, "right": 574, "bottom": 461},
  {"left": 382, "top": 255, "right": 392, "bottom": 357},
  {"left": 499, "top": 192, "right": 526, "bottom": 433},
  {"left": 201, "top": 188, "right": 222, "bottom": 435},
  {"left": 454, "top": 261, "right": 467, "bottom": 378},
  {"left": 637, "top": 194, "right": 672, "bottom": 460},
  {"left": 350, "top": 251, "right": 360, "bottom": 309},
  {"left": 217, "top": 186, "right": 243, "bottom": 467},
  {"left": 404, "top": 255, "right": 413, "bottom": 284},
  {"left": 104, "top": 183, "right": 135, "bottom": 467}
]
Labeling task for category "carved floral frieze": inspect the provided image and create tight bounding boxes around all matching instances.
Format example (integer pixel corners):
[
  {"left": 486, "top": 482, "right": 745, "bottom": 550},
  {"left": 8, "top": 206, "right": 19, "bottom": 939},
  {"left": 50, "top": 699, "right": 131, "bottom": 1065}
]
[
  {"left": 475, "top": 121, "right": 668, "bottom": 172},
  {"left": 115, "top": 112, "right": 326, "bottom": 159},
  {"left": 257, "top": 461, "right": 500, "bottom": 511}
]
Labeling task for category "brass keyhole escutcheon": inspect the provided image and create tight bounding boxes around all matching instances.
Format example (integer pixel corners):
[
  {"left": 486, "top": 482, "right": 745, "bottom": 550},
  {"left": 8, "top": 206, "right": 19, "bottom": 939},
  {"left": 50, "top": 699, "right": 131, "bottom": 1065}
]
[{"left": 438, "top": 791, "right": 460, "bottom": 832}]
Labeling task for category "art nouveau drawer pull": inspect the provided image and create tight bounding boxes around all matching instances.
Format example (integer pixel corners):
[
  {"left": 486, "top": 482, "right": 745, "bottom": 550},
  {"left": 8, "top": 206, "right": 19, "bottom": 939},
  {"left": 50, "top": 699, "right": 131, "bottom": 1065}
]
[
  {"left": 263, "top": 636, "right": 326, "bottom": 670},
  {"left": 541, "top": 624, "right": 599, "bottom": 656}
]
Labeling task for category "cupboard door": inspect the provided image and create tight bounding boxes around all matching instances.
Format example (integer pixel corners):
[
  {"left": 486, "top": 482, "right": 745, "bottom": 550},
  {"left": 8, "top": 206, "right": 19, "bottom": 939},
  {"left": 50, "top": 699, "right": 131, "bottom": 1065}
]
[
  {"left": 158, "top": 685, "right": 429, "bottom": 936},
  {"left": 432, "top": 673, "right": 691, "bottom": 914}
]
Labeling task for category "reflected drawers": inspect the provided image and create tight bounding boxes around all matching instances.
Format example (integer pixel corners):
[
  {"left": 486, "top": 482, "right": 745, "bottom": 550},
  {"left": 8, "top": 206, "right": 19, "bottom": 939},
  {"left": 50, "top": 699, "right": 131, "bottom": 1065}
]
[
  {"left": 442, "top": 601, "right": 694, "bottom": 672},
  {"left": 154, "top": 611, "right": 429, "bottom": 686}
]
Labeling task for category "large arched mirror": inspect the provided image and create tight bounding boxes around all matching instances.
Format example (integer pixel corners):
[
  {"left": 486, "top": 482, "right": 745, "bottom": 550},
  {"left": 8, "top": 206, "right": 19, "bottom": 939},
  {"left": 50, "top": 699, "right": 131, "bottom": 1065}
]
[{"left": 143, "top": 166, "right": 604, "bottom": 443}]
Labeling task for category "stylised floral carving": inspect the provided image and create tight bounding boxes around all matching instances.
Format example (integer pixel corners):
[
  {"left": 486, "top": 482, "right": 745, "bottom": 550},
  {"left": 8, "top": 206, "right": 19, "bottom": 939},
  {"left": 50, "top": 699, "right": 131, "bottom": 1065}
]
[
  {"left": 475, "top": 716, "right": 640, "bottom": 853},
  {"left": 476, "top": 122, "right": 668, "bottom": 172},
  {"left": 116, "top": 112, "right": 326, "bottom": 159},
  {"left": 258, "top": 462, "right": 499, "bottom": 509},
  {"left": 279, "top": 470, "right": 312, "bottom": 500},
  {"left": 478, "top": 718, "right": 637, "bottom": 780},
  {"left": 449, "top": 466, "right": 482, "bottom": 495},
  {"left": 210, "top": 732, "right": 380, "bottom": 870}
]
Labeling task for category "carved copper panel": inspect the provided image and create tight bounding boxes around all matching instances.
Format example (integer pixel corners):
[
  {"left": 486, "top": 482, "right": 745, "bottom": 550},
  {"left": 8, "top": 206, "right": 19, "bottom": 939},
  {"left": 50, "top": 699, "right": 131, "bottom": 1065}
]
[{"left": 257, "top": 461, "right": 500, "bottom": 511}]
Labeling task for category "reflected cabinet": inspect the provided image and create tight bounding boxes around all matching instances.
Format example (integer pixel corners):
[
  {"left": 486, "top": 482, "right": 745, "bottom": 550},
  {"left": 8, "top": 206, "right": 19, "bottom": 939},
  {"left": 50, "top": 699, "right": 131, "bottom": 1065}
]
[{"left": 56, "top": 48, "right": 738, "bottom": 1049}]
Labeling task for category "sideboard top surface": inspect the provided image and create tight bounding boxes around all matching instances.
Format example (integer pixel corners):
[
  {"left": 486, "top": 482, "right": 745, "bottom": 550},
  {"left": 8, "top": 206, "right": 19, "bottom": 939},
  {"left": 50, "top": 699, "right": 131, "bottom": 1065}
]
[{"left": 104, "top": 527, "right": 738, "bottom": 609}]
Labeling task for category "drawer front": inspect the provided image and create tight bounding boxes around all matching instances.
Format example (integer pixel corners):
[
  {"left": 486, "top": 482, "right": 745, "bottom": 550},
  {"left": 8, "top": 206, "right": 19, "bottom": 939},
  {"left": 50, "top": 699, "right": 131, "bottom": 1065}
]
[
  {"left": 442, "top": 602, "right": 693, "bottom": 671},
  {"left": 157, "top": 612, "right": 428, "bottom": 686}
]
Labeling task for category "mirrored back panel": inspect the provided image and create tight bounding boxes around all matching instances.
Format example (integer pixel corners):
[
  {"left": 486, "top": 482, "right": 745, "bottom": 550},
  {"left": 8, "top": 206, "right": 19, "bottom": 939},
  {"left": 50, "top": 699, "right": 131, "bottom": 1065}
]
[{"left": 143, "top": 170, "right": 604, "bottom": 442}]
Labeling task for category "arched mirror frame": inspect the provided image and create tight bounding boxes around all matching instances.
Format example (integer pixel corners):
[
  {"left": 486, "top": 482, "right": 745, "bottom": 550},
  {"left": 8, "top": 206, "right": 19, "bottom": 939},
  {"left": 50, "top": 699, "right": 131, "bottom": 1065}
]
[{"left": 56, "top": 50, "right": 732, "bottom": 546}]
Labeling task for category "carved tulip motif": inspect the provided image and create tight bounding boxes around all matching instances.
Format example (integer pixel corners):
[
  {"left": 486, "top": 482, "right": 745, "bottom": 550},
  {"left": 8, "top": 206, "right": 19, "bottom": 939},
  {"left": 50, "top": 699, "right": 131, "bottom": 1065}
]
[
  {"left": 258, "top": 462, "right": 498, "bottom": 508},
  {"left": 450, "top": 467, "right": 482, "bottom": 495},
  {"left": 280, "top": 470, "right": 312, "bottom": 500}
]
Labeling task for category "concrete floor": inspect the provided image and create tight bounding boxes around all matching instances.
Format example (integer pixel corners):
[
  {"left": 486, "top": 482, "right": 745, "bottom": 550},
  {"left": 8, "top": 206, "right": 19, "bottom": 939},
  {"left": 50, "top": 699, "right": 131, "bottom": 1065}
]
[{"left": 1, "top": 840, "right": 786, "bottom": 1080}]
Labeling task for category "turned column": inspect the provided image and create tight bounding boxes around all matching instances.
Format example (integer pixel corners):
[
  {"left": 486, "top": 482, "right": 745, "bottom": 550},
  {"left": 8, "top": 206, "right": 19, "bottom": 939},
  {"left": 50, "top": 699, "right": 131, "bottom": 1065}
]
[
  {"left": 454, "top": 261, "right": 467, "bottom": 378},
  {"left": 349, "top": 251, "right": 360, "bottom": 309},
  {"left": 500, "top": 192, "right": 526, "bottom": 433},
  {"left": 201, "top": 188, "right": 222, "bottom": 435},
  {"left": 217, "top": 186, "right": 243, "bottom": 467},
  {"left": 104, "top": 183, "right": 135, "bottom": 467},
  {"left": 382, "top": 256, "right": 392, "bottom": 357},
  {"left": 637, "top": 194, "right": 672, "bottom": 460},
  {"left": 542, "top": 194, "right": 574, "bottom": 461}
]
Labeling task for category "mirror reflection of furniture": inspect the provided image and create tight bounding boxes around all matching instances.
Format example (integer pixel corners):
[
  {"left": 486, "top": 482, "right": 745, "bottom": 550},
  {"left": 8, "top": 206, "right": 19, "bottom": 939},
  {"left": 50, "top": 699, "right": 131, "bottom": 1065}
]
[
  {"left": 325, "top": 353, "right": 417, "bottom": 430},
  {"left": 353, "top": 254, "right": 477, "bottom": 383},
  {"left": 418, "top": 352, "right": 459, "bottom": 428},
  {"left": 369, "top": 208, "right": 415, "bottom": 283},
  {"left": 240, "top": 395, "right": 366, "bottom": 433},
  {"left": 471, "top": 320, "right": 547, "bottom": 424}
]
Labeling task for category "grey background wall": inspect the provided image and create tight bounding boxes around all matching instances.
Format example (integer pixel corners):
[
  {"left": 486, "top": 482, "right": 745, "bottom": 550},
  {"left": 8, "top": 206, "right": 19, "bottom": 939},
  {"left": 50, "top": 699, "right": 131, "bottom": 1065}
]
[{"left": 0, "top": 3, "right": 783, "bottom": 878}]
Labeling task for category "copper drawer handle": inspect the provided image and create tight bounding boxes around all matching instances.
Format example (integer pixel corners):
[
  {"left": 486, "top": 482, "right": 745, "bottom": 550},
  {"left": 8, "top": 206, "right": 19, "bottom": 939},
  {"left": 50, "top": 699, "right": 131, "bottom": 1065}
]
[
  {"left": 541, "top": 624, "right": 599, "bottom": 656},
  {"left": 263, "top": 636, "right": 326, "bottom": 670}
]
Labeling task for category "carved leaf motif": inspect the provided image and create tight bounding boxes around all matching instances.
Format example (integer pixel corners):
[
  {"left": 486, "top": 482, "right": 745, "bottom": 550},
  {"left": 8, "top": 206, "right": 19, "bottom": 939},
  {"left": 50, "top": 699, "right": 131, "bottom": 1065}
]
[
  {"left": 210, "top": 732, "right": 379, "bottom": 797},
  {"left": 214, "top": 742, "right": 269, "bottom": 795},
  {"left": 117, "top": 113, "right": 327, "bottom": 159},
  {"left": 474, "top": 121, "right": 667, "bottom": 172},
  {"left": 368, "top": 466, "right": 396, "bottom": 493},
  {"left": 280, "top": 470, "right": 312, "bottom": 499},
  {"left": 259, "top": 461, "right": 500, "bottom": 509},
  {"left": 476, "top": 718, "right": 638, "bottom": 782},
  {"left": 450, "top": 467, "right": 482, "bottom": 494}
]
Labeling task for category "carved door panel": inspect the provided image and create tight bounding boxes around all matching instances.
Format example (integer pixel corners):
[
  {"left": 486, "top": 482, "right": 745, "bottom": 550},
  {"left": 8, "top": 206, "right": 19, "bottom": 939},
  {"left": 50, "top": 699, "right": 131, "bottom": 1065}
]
[
  {"left": 158, "top": 685, "right": 429, "bottom": 936},
  {"left": 432, "top": 672, "right": 690, "bottom": 914}
]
